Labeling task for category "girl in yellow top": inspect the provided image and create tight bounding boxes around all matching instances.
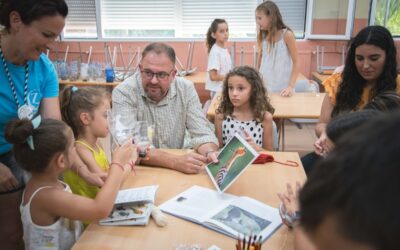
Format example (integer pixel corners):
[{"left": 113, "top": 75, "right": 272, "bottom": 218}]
[
  {"left": 315, "top": 25, "right": 400, "bottom": 157},
  {"left": 60, "top": 86, "right": 111, "bottom": 199}
]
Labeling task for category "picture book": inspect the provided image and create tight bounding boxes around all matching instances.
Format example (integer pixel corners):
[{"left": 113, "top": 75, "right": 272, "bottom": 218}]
[
  {"left": 99, "top": 185, "right": 158, "bottom": 226},
  {"left": 159, "top": 186, "right": 282, "bottom": 241},
  {"left": 206, "top": 133, "right": 259, "bottom": 192}
]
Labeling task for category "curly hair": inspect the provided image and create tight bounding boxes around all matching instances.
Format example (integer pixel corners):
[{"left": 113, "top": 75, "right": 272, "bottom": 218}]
[
  {"left": 332, "top": 25, "right": 397, "bottom": 117},
  {"left": 216, "top": 66, "right": 274, "bottom": 122},
  {"left": 206, "top": 19, "right": 227, "bottom": 53}
]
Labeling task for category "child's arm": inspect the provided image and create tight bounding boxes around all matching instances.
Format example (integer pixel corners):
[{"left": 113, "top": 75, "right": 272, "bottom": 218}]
[
  {"left": 207, "top": 48, "right": 225, "bottom": 82},
  {"left": 262, "top": 112, "right": 273, "bottom": 151},
  {"left": 214, "top": 114, "right": 224, "bottom": 148},
  {"left": 256, "top": 46, "right": 262, "bottom": 70},
  {"left": 281, "top": 30, "right": 299, "bottom": 97},
  {"left": 35, "top": 144, "right": 136, "bottom": 222},
  {"left": 209, "top": 69, "right": 225, "bottom": 82},
  {"left": 76, "top": 144, "right": 105, "bottom": 174}
]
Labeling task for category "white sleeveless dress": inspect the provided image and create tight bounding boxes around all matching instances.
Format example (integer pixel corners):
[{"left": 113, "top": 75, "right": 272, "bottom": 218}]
[
  {"left": 20, "top": 181, "right": 83, "bottom": 250},
  {"left": 259, "top": 29, "right": 293, "bottom": 93}
]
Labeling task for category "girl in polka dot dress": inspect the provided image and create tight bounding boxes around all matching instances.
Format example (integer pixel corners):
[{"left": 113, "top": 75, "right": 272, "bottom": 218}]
[{"left": 215, "top": 66, "right": 275, "bottom": 151}]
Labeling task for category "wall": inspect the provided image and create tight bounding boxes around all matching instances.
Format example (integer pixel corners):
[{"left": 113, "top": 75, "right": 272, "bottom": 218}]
[{"left": 53, "top": 38, "right": 400, "bottom": 81}]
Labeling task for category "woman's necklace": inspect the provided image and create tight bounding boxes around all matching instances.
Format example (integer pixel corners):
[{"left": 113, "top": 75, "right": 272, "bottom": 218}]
[{"left": 0, "top": 46, "right": 32, "bottom": 119}]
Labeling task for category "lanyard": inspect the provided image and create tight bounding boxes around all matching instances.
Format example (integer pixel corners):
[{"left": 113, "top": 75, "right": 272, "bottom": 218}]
[{"left": 0, "top": 46, "right": 29, "bottom": 108}]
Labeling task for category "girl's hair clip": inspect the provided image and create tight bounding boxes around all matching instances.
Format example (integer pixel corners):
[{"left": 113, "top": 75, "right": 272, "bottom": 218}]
[
  {"left": 71, "top": 86, "right": 78, "bottom": 92},
  {"left": 27, "top": 115, "right": 42, "bottom": 150}
]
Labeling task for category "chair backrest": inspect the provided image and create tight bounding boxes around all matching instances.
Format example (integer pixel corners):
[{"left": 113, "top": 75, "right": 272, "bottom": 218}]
[
  {"left": 294, "top": 79, "right": 320, "bottom": 93},
  {"left": 272, "top": 121, "right": 279, "bottom": 151}
]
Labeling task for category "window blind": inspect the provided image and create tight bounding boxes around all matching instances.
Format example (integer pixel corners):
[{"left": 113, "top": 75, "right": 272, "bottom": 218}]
[
  {"left": 64, "top": 0, "right": 98, "bottom": 38},
  {"left": 100, "top": 0, "right": 176, "bottom": 38}
]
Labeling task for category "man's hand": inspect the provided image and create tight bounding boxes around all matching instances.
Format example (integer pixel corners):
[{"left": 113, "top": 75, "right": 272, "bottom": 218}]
[
  {"left": 0, "top": 163, "right": 19, "bottom": 192},
  {"left": 173, "top": 151, "right": 208, "bottom": 174}
]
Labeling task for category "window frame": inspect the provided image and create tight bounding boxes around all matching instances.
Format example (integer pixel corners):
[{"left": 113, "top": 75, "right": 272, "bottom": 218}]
[
  {"left": 369, "top": 0, "right": 400, "bottom": 38},
  {"left": 305, "top": 0, "right": 356, "bottom": 40},
  {"left": 61, "top": 0, "right": 310, "bottom": 41}
]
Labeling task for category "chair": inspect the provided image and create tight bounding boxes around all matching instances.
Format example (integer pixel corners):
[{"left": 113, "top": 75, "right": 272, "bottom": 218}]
[
  {"left": 290, "top": 79, "right": 320, "bottom": 129},
  {"left": 272, "top": 121, "right": 279, "bottom": 151}
]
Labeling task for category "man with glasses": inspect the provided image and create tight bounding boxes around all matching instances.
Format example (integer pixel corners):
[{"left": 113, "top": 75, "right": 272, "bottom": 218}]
[{"left": 112, "top": 43, "right": 219, "bottom": 174}]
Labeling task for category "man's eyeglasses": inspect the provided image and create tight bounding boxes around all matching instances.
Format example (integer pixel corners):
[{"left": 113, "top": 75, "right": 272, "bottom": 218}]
[{"left": 140, "top": 69, "right": 174, "bottom": 80}]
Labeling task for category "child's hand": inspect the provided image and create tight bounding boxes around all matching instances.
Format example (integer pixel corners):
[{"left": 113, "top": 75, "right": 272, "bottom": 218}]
[
  {"left": 280, "top": 86, "right": 294, "bottom": 97},
  {"left": 278, "top": 182, "right": 301, "bottom": 215},
  {"left": 242, "top": 130, "right": 261, "bottom": 151},
  {"left": 277, "top": 182, "right": 301, "bottom": 227},
  {"left": 112, "top": 143, "right": 135, "bottom": 167}
]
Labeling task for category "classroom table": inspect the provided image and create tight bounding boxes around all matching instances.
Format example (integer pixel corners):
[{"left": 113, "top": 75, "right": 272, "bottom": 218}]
[
  {"left": 72, "top": 149, "right": 306, "bottom": 250},
  {"left": 207, "top": 92, "right": 326, "bottom": 151}
]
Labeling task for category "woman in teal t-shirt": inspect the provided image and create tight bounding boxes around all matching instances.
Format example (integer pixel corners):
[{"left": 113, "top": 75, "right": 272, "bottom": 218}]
[{"left": 0, "top": 1, "right": 68, "bottom": 249}]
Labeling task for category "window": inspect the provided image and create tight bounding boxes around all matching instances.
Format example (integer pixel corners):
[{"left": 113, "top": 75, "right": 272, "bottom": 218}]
[
  {"left": 63, "top": 0, "right": 98, "bottom": 39},
  {"left": 272, "top": 0, "right": 307, "bottom": 38},
  {"left": 100, "top": 0, "right": 176, "bottom": 38},
  {"left": 62, "top": 0, "right": 307, "bottom": 40},
  {"left": 370, "top": 0, "right": 400, "bottom": 36},
  {"left": 305, "top": 0, "right": 356, "bottom": 40}
]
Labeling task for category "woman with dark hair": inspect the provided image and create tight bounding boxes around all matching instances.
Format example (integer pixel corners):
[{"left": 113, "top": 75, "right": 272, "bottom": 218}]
[
  {"left": 0, "top": 1, "right": 69, "bottom": 248},
  {"left": 302, "top": 26, "right": 400, "bottom": 172}
]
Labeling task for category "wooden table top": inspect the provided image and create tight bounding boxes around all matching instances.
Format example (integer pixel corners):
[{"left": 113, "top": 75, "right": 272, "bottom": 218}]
[
  {"left": 207, "top": 92, "right": 326, "bottom": 122},
  {"left": 72, "top": 149, "right": 306, "bottom": 250}
]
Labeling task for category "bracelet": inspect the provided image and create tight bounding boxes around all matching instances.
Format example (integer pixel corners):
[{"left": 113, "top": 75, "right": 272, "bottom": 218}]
[
  {"left": 110, "top": 162, "right": 125, "bottom": 172},
  {"left": 128, "top": 161, "right": 136, "bottom": 174}
]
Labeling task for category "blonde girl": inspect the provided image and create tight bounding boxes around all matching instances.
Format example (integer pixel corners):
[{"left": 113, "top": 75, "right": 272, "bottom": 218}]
[
  {"left": 5, "top": 117, "right": 136, "bottom": 249},
  {"left": 256, "top": 1, "right": 299, "bottom": 97},
  {"left": 205, "top": 18, "right": 232, "bottom": 98},
  {"left": 215, "top": 66, "right": 275, "bottom": 151},
  {"left": 60, "top": 86, "right": 112, "bottom": 199}
]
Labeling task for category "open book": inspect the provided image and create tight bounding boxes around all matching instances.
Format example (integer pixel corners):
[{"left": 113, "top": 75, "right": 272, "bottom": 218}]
[
  {"left": 206, "top": 133, "right": 259, "bottom": 192},
  {"left": 160, "top": 186, "right": 282, "bottom": 241},
  {"left": 99, "top": 185, "right": 158, "bottom": 226}
]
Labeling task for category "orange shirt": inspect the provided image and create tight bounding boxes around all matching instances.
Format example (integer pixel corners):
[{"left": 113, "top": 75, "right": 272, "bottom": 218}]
[{"left": 323, "top": 73, "right": 400, "bottom": 110}]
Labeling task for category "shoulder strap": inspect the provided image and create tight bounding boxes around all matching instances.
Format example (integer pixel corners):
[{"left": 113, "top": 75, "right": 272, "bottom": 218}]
[
  {"left": 23, "top": 186, "right": 54, "bottom": 206},
  {"left": 75, "top": 140, "right": 96, "bottom": 153}
]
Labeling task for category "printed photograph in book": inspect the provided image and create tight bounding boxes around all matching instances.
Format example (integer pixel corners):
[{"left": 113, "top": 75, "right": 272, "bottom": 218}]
[
  {"left": 206, "top": 134, "right": 258, "bottom": 192},
  {"left": 211, "top": 205, "right": 271, "bottom": 235},
  {"left": 100, "top": 203, "right": 151, "bottom": 223}
]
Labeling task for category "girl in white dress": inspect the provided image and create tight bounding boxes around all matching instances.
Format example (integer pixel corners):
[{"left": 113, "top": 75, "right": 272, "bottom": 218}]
[
  {"left": 255, "top": 1, "right": 299, "bottom": 97},
  {"left": 205, "top": 19, "right": 232, "bottom": 98}
]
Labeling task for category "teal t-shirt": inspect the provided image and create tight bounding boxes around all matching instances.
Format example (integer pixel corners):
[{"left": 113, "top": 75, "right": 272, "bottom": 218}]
[{"left": 0, "top": 53, "right": 59, "bottom": 153}]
